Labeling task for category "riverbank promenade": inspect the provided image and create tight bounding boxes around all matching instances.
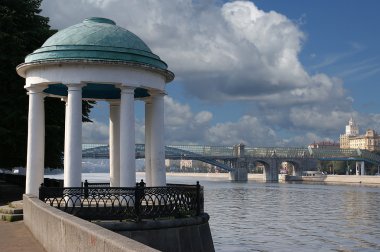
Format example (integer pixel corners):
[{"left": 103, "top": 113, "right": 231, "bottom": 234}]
[
  {"left": 0, "top": 221, "right": 45, "bottom": 252},
  {"left": 0, "top": 179, "right": 45, "bottom": 252}
]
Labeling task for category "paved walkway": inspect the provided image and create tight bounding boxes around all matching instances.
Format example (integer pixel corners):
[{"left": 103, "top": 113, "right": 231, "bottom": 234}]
[
  {"left": 0, "top": 179, "right": 45, "bottom": 251},
  {"left": 0, "top": 220, "right": 46, "bottom": 252}
]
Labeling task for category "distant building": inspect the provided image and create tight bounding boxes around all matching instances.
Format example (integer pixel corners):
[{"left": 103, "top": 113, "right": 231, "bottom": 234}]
[
  {"left": 339, "top": 118, "right": 380, "bottom": 151},
  {"left": 180, "top": 160, "right": 193, "bottom": 168},
  {"left": 165, "top": 159, "right": 180, "bottom": 167}
]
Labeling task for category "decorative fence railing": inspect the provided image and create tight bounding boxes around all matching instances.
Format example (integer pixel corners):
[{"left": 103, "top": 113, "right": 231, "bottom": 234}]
[{"left": 39, "top": 180, "right": 204, "bottom": 222}]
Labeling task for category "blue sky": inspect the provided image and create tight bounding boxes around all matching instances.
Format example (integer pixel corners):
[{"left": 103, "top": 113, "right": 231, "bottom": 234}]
[
  {"left": 256, "top": 0, "right": 380, "bottom": 113},
  {"left": 40, "top": 0, "right": 380, "bottom": 147}
]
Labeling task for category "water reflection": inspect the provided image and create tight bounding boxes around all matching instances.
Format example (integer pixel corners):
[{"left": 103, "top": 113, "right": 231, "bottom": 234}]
[{"left": 202, "top": 181, "right": 380, "bottom": 252}]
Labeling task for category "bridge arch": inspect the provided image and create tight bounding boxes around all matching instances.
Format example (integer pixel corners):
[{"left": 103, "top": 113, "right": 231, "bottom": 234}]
[
  {"left": 248, "top": 159, "right": 278, "bottom": 182},
  {"left": 279, "top": 159, "right": 303, "bottom": 176},
  {"left": 250, "top": 159, "right": 270, "bottom": 173}
]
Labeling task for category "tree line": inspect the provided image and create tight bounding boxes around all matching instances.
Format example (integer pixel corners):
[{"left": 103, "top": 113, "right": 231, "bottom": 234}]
[{"left": 0, "top": 0, "right": 94, "bottom": 168}]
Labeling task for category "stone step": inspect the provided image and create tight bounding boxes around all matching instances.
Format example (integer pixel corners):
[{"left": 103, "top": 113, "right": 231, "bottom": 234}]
[
  {"left": 0, "top": 205, "right": 23, "bottom": 214},
  {"left": 0, "top": 213, "right": 23, "bottom": 222},
  {"left": 0, "top": 200, "right": 24, "bottom": 222},
  {"left": 9, "top": 200, "right": 23, "bottom": 209}
]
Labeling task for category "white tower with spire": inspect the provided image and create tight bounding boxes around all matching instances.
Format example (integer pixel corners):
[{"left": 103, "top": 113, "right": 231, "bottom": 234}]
[{"left": 345, "top": 117, "right": 359, "bottom": 136}]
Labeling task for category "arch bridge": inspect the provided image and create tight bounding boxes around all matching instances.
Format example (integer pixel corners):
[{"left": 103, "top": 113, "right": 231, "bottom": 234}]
[{"left": 82, "top": 144, "right": 380, "bottom": 182}]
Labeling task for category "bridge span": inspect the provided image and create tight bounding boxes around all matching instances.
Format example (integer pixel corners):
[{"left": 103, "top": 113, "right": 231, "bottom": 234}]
[{"left": 82, "top": 144, "right": 380, "bottom": 182}]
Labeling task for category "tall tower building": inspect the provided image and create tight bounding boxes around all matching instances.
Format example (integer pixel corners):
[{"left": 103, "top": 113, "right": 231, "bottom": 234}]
[
  {"left": 340, "top": 117, "right": 380, "bottom": 151},
  {"left": 345, "top": 117, "right": 359, "bottom": 136}
]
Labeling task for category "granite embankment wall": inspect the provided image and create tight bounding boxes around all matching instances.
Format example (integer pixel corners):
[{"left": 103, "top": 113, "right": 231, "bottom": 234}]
[
  {"left": 23, "top": 194, "right": 157, "bottom": 252},
  {"left": 98, "top": 214, "right": 214, "bottom": 252},
  {"left": 168, "top": 172, "right": 380, "bottom": 185},
  {"left": 300, "top": 175, "right": 380, "bottom": 185},
  {"left": 167, "top": 172, "right": 263, "bottom": 181}
]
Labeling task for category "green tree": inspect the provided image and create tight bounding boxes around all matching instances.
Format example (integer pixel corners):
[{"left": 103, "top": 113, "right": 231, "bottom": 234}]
[{"left": 0, "top": 0, "right": 94, "bottom": 168}]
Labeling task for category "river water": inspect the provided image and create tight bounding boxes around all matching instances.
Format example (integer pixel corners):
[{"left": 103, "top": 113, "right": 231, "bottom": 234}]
[{"left": 46, "top": 173, "right": 380, "bottom": 251}]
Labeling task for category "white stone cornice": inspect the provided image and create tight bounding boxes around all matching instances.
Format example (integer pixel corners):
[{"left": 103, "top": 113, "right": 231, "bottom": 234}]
[{"left": 17, "top": 59, "right": 174, "bottom": 83}]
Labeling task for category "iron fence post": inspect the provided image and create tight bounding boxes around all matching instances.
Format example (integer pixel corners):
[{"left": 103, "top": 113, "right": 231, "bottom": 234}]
[
  {"left": 39, "top": 183, "right": 45, "bottom": 201},
  {"left": 84, "top": 180, "right": 89, "bottom": 199},
  {"left": 135, "top": 179, "right": 145, "bottom": 221},
  {"left": 196, "top": 181, "right": 200, "bottom": 216}
]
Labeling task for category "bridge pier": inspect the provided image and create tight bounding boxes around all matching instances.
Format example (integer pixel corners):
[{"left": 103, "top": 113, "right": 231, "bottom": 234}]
[
  {"left": 263, "top": 159, "right": 279, "bottom": 182},
  {"left": 355, "top": 161, "right": 365, "bottom": 175},
  {"left": 229, "top": 159, "right": 248, "bottom": 182},
  {"left": 229, "top": 167, "right": 248, "bottom": 182}
]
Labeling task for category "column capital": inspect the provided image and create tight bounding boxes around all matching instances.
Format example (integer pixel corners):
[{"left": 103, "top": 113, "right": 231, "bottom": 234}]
[
  {"left": 149, "top": 89, "right": 166, "bottom": 97},
  {"left": 119, "top": 85, "right": 135, "bottom": 94},
  {"left": 144, "top": 98, "right": 153, "bottom": 104},
  {"left": 25, "top": 85, "right": 46, "bottom": 94},
  {"left": 65, "top": 83, "right": 86, "bottom": 91},
  {"left": 108, "top": 100, "right": 121, "bottom": 106}
]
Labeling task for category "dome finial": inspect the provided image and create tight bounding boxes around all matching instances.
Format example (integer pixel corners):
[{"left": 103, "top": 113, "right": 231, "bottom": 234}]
[{"left": 84, "top": 17, "right": 116, "bottom": 25}]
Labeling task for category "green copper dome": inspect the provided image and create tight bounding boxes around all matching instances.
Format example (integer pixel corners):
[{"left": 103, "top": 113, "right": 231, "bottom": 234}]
[{"left": 24, "top": 17, "right": 168, "bottom": 70}]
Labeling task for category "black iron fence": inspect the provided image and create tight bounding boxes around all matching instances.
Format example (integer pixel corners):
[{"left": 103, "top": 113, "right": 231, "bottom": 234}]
[
  {"left": 39, "top": 180, "right": 204, "bottom": 221},
  {"left": 83, "top": 180, "right": 110, "bottom": 188}
]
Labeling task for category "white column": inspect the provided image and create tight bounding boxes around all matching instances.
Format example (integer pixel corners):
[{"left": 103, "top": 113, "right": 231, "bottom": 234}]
[
  {"left": 360, "top": 161, "right": 365, "bottom": 175},
  {"left": 109, "top": 101, "right": 120, "bottom": 187},
  {"left": 64, "top": 84, "right": 84, "bottom": 187},
  {"left": 119, "top": 86, "right": 136, "bottom": 187},
  {"left": 355, "top": 161, "right": 360, "bottom": 175},
  {"left": 62, "top": 98, "right": 68, "bottom": 173},
  {"left": 145, "top": 99, "right": 152, "bottom": 186},
  {"left": 150, "top": 92, "right": 166, "bottom": 186},
  {"left": 25, "top": 86, "right": 45, "bottom": 196}
]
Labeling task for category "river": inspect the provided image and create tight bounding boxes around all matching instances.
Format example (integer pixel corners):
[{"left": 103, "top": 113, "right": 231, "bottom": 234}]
[{"left": 46, "top": 173, "right": 380, "bottom": 251}]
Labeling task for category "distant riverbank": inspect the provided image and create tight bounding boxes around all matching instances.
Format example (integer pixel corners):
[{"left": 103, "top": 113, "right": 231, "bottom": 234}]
[
  {"left": 166, "top": 172, "right": 380, "bottom": 186},
  {"left": 43, "top": 171, "right": 380, "bottom": 186},
  {"left": 300, "top": 174, "right": 380, "bottom": 185}
]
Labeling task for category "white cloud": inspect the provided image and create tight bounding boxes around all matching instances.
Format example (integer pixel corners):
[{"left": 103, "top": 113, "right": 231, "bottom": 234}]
[
  {"left": 82, "top": 119, "right": 147, "bottom": 144},
  {"left": 282, "top": 132, "right": 337, "bottom": 147},
  {"left": 163, "top": 97, "right": 278, "bottom": 146},
  {"left": 164, "top": 97, "right": 193, "bottom": 128},
  {"left": 41, "top": 0, "right": 379, "bottom": 146},
  {"left": 82, "top": 120, "right": 109, "bottom": 143},
  {"left": 164, "top": 97, "right": 213, "bottom": 144},
  {"left": 206, "top": 115, "right": 277, "bottom": 146},
  {"left": 195, "top": 111, "right": 213, "bottom": 124}
]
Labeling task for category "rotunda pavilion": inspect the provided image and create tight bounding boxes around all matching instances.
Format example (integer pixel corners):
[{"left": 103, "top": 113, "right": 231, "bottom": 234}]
[{"left": 16, "top": 17, "right": 174, "bottom": 196}]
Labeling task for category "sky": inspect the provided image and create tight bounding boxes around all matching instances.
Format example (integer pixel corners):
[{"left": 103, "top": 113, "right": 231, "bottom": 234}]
[{"left": 40, "top": 0, "right": 380, "bottom": 147}]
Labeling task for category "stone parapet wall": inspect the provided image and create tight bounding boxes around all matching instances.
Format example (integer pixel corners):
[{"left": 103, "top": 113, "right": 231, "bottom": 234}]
[
  {"left": 98, "top": 214, "right": 214, "bottom": 252},
  {"left": 23, "top": 194, "right": 157, "bottom": 252},
  {"left": 301, "top": 175, "right": 380, "bottom": 185}
]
